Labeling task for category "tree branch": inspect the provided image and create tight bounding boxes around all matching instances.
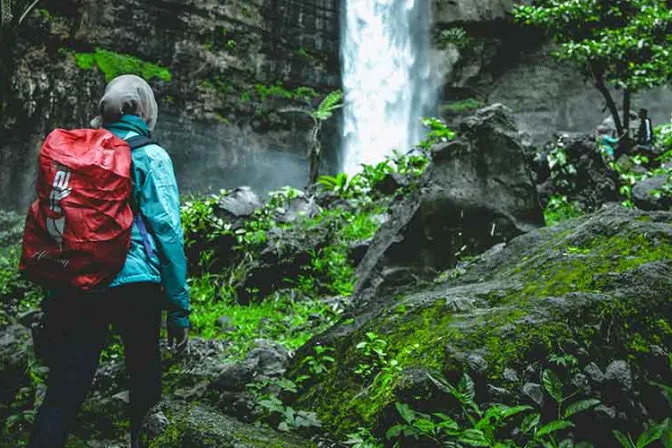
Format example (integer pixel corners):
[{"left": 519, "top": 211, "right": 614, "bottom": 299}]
[{"left": 18, "top": 0, "right": 39, "bottom": 25}]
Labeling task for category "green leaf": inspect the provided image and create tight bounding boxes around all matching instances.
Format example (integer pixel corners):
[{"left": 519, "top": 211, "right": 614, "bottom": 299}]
[
  {"left": 563, "top": 399, "right": 600, "bottom": 418},
  {"left": 536, "top": 420, "right": 574, "bottom": 437},
  {"left": 395, "top": 402, "right": 416, "bottom": 424},
  {"left": 501, "top": 404, "right": 533, "bottom": 420},
  {"left": 458, "top": 373, "right": 476, "bottom": 401},
  {"left": 458, "top": 429, "right": 490, "bottom": 447},
  {"left": 559, "top": 439, "right": 574, "bottom": 448},
  {"left": 413, "top": 418, "right": 436, "bottom": 433},
  {"left": 613, "top": 430, "right": 635, "bottom": 448},
  {"left": 636, "top": 423, "right": 665, "bottom": 448},
  {"left": 650, "top": 381, "right": 672, "bottom": 408},
  {"left": 386, "top": 424, "right": 405, "bottom": 440},
  {"left": 521, "top": 413, "right": 541, "bottom": 434},
  {"left": 542, "top": 369, "right": 564, "bottom": 402}
]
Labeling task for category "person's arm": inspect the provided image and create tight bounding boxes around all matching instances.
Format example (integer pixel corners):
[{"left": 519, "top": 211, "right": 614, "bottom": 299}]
[{"left": 138, "top": 148, "right": 190, "bottom": 330}]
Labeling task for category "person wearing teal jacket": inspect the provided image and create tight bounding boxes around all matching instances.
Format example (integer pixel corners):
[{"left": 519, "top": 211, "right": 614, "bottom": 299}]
[{"left": 29, "top": 75, "right": 190, "bottom": 448}]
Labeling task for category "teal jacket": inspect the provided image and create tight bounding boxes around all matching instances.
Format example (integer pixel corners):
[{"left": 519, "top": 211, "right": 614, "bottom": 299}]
[{"left": 105, "top": 115, "right": 190, "bottom": 328}]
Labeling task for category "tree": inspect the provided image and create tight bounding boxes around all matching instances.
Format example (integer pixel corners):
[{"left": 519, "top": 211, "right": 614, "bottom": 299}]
[
  {"left": 0, "top": 0, "right": 40, "bottom": 120},
  {"left": 280, "top": 90, "right": 343, "bottom": 189},
  {"left": 514, "top": 0, "right": 672, "bottom": 143}
]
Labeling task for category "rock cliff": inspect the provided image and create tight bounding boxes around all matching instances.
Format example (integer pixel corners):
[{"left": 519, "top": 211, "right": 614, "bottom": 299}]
[{"left": 0, "top": 0, "right": 341, "bottom": 211}]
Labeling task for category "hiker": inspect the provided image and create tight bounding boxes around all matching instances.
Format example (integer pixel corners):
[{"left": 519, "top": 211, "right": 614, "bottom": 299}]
[
  {"left": 595, "top": 125, "right": 625, "bottom": 160},
  {"left": 24, "top": 75, "right": 190, "bottom": 448},
  {"left": 636, "top": 108, "right": 654, "bottom": 150}
]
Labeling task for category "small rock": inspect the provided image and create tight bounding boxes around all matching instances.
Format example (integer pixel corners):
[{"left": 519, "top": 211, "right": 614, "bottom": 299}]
[
  {"left": 594, "top": 404, "right": 616, "bottom": 420},
  {"left": 466, "top": 354, "right": 488, "bottom": 375},
  {"left": 487, "top": 384, "right": 512, "bottom": 400},
  {"left": 111, "top": 390, "right": 130, "bottom": 404},
  {"left": 246, "top": 339, "right": 290, "bottom": 378},
  {"left": 584, "top": 362, "right": 605, "bottom": 383},
  {"left": 604, "top": 360, "right": 632, "bottom": 391},
  {"left": 215, "top": 316, "right": 235, "bottom": 333},
  {"left": 210, "top": 363, "right": 255, "bottom": 392},
  {"left": 374, "top": 172, "right": 407, "bottom": 196},
  {"left": 522, "top": 382, "right": 544, "bottom": 407},
  {"left": 503, "top": 368, "right": 519, "bottom": 383},
  {"left": 571, "top": 373, "right": 590, "bottom": 393},
  {"left": 143, "top": 410, "right": 169, "bottom": 439}
]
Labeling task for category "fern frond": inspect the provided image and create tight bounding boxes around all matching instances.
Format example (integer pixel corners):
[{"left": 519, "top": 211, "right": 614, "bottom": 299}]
[{"left": 315, "top": 90, "right": 343, "bottom": 121}]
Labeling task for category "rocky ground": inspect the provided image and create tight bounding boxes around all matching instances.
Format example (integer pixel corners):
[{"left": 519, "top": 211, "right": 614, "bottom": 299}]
[{"left": 0, "top": 106, "right": 671, "bottom": 447}]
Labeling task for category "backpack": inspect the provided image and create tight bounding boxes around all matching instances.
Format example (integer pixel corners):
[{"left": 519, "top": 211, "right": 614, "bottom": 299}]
[{"left": 19, "top": 128, "right": 155, "bottom": 291}]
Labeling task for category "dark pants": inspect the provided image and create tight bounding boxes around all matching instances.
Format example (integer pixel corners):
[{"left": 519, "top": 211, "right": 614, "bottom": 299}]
[{"left": 28, "top": 283, "right": 163, "bottom": 448}]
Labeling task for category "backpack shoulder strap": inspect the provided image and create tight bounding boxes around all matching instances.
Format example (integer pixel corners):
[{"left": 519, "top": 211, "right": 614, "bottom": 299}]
[
  {"left": 125, "top": 135, "right": 156, "bottom": 150},
  {"left": 124, "top": 134, "right": 158, "bottom": 259}
]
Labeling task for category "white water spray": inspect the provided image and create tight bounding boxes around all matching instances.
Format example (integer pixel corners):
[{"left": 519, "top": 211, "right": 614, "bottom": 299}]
[{"left": 341, "top": 0, "right": 438, "bottom": 175}]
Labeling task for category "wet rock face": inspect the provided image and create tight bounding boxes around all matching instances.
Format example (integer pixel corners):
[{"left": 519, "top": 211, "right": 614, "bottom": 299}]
[{"left": 1, "top": 0, "right": 342, "bottom": 211}]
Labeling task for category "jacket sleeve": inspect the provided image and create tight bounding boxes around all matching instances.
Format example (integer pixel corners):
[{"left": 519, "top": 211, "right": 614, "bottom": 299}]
[{"left": 138, "top": 147, "right": 191, "bottom": 328}]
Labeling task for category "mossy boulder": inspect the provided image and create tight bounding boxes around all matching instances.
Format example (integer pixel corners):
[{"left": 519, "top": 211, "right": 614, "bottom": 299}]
[
  {"left": 149, "top": 405, "right": 315, "bottom": 448},
  {"left": 291, "top": 205, "right": 672, "bottom": 437}
]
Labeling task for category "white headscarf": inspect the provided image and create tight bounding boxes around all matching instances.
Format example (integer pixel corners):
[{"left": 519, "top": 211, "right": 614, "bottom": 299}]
[{"left": 90, "top": 75, "right": 159, "bottom": 131}]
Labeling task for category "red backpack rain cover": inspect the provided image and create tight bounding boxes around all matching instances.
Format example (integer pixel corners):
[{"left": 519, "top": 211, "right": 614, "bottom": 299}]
[{"left": 20, "top": 129, "right": 134, "bottom": 291}]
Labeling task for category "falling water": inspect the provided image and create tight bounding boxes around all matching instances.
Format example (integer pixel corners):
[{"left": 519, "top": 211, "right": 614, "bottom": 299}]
[{"left": 341, "top": 0, "right": 438, "bottom": 175}]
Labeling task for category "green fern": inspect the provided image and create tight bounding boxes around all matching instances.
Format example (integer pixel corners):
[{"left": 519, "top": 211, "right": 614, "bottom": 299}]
[{"left": 314, "top": 90, "right": 343, "bottom": 121}]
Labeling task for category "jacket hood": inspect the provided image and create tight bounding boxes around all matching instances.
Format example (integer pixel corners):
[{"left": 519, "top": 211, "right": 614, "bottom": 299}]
[{"left": 91, "top": 75, "right": 158, "bottom": 131}]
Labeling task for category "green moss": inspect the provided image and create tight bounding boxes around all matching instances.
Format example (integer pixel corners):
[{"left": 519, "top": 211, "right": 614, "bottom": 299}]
[
  {"left": 441, "top": 98, "right": 482, "bottom": 114},
  {"left": 296, "top": 218, "right": 672, "bottom": 437},
  {"left": 73, "top": 48, "right": 172, "bottom": 82}
]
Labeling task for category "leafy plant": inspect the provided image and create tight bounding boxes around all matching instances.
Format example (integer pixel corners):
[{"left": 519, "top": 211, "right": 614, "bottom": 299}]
[
  {"left": 248, "top": 377, "right": 322, "bottom": 432},
  {"left": 300, "top": 345, "right": 335, "bottom": 377},
  {"left": 279, "top": 90, "right": 344, "bottom": 187},
  {"left": 417, "top": 117, "right": 456, "bottom": 151},
  {"left": 344, "top": 427, "right": 384, "bottom": 448},
  {"left": 544, "top": 195, "right": 584, "bottom": 226},
  {"left": 354, "top": 332, "right": 389, "bottom": 379}
]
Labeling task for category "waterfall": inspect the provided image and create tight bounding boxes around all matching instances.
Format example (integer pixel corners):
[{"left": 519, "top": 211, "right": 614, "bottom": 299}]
[{"left": 341, "top": 0, "right": 438, "bottom": 175}]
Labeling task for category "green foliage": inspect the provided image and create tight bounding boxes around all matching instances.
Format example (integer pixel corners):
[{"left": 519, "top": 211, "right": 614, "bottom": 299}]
[
  {"left": 314, "top": 90, "right": 344, "bottom": 121},
  {"left": 417, "top": 117, "right": 456, "bottom": 151},
  {"left": 187, "top": 280, "right": 341, "bottom": 356},
  {"left": 354, "top": 332, "right": 389, "bottom": 380},
  {"left": 0, "top": 245, "right": 42, "bottom": 313},
  {"left": 344, "top": 428, "right": 384, "bottom": 448},
  {"left": 300, "top": 345, "right": 335, "bottom": 377},
  {"left": 513, "top": 1, "right": 672, "bottom": 93},
  {"left": 379, "top": 369, "right": 600, "bottom": 448},
  {"left": 72, "top": 48, "right": 172, "bottom": 82},
  {"left": 248, "top": 377, "right": 322, "bottom": 432},
  {"left": 255, "top": 82, "right": 319, "bottom": 103},
  {"left": 544, "top": 195, "right": 584, "bottom": 226},
  {"left": 442, "top": 98, "right": 483, "bottom": 114},
  {"left": 514, "top": 0, "right": 672, "bottom": 138},
  {"left": 438, "top": 27, "right": 474, "bottom": 49}
]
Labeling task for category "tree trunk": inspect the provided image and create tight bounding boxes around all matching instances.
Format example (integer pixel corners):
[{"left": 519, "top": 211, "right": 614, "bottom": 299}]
[
  {"left": 594, "top": 73, "right": 622, "bottom": 136},
  {"left": 622, "top": 88, "right": 631, "bottom": 136}
]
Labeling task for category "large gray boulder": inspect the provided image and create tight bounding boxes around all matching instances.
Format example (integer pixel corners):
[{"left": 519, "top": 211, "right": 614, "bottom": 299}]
[
  {"left": 354, "top": 104, "right": 544, "bottom": 304},
  {"left": 293, "top": 205, "right": 672, "bottom": 443},
  {"left": 148, "top": 405, "right": 315, "bottom": 448},
  {"left": 632, "top": 175, "right": 671, "bottom": 211}
]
